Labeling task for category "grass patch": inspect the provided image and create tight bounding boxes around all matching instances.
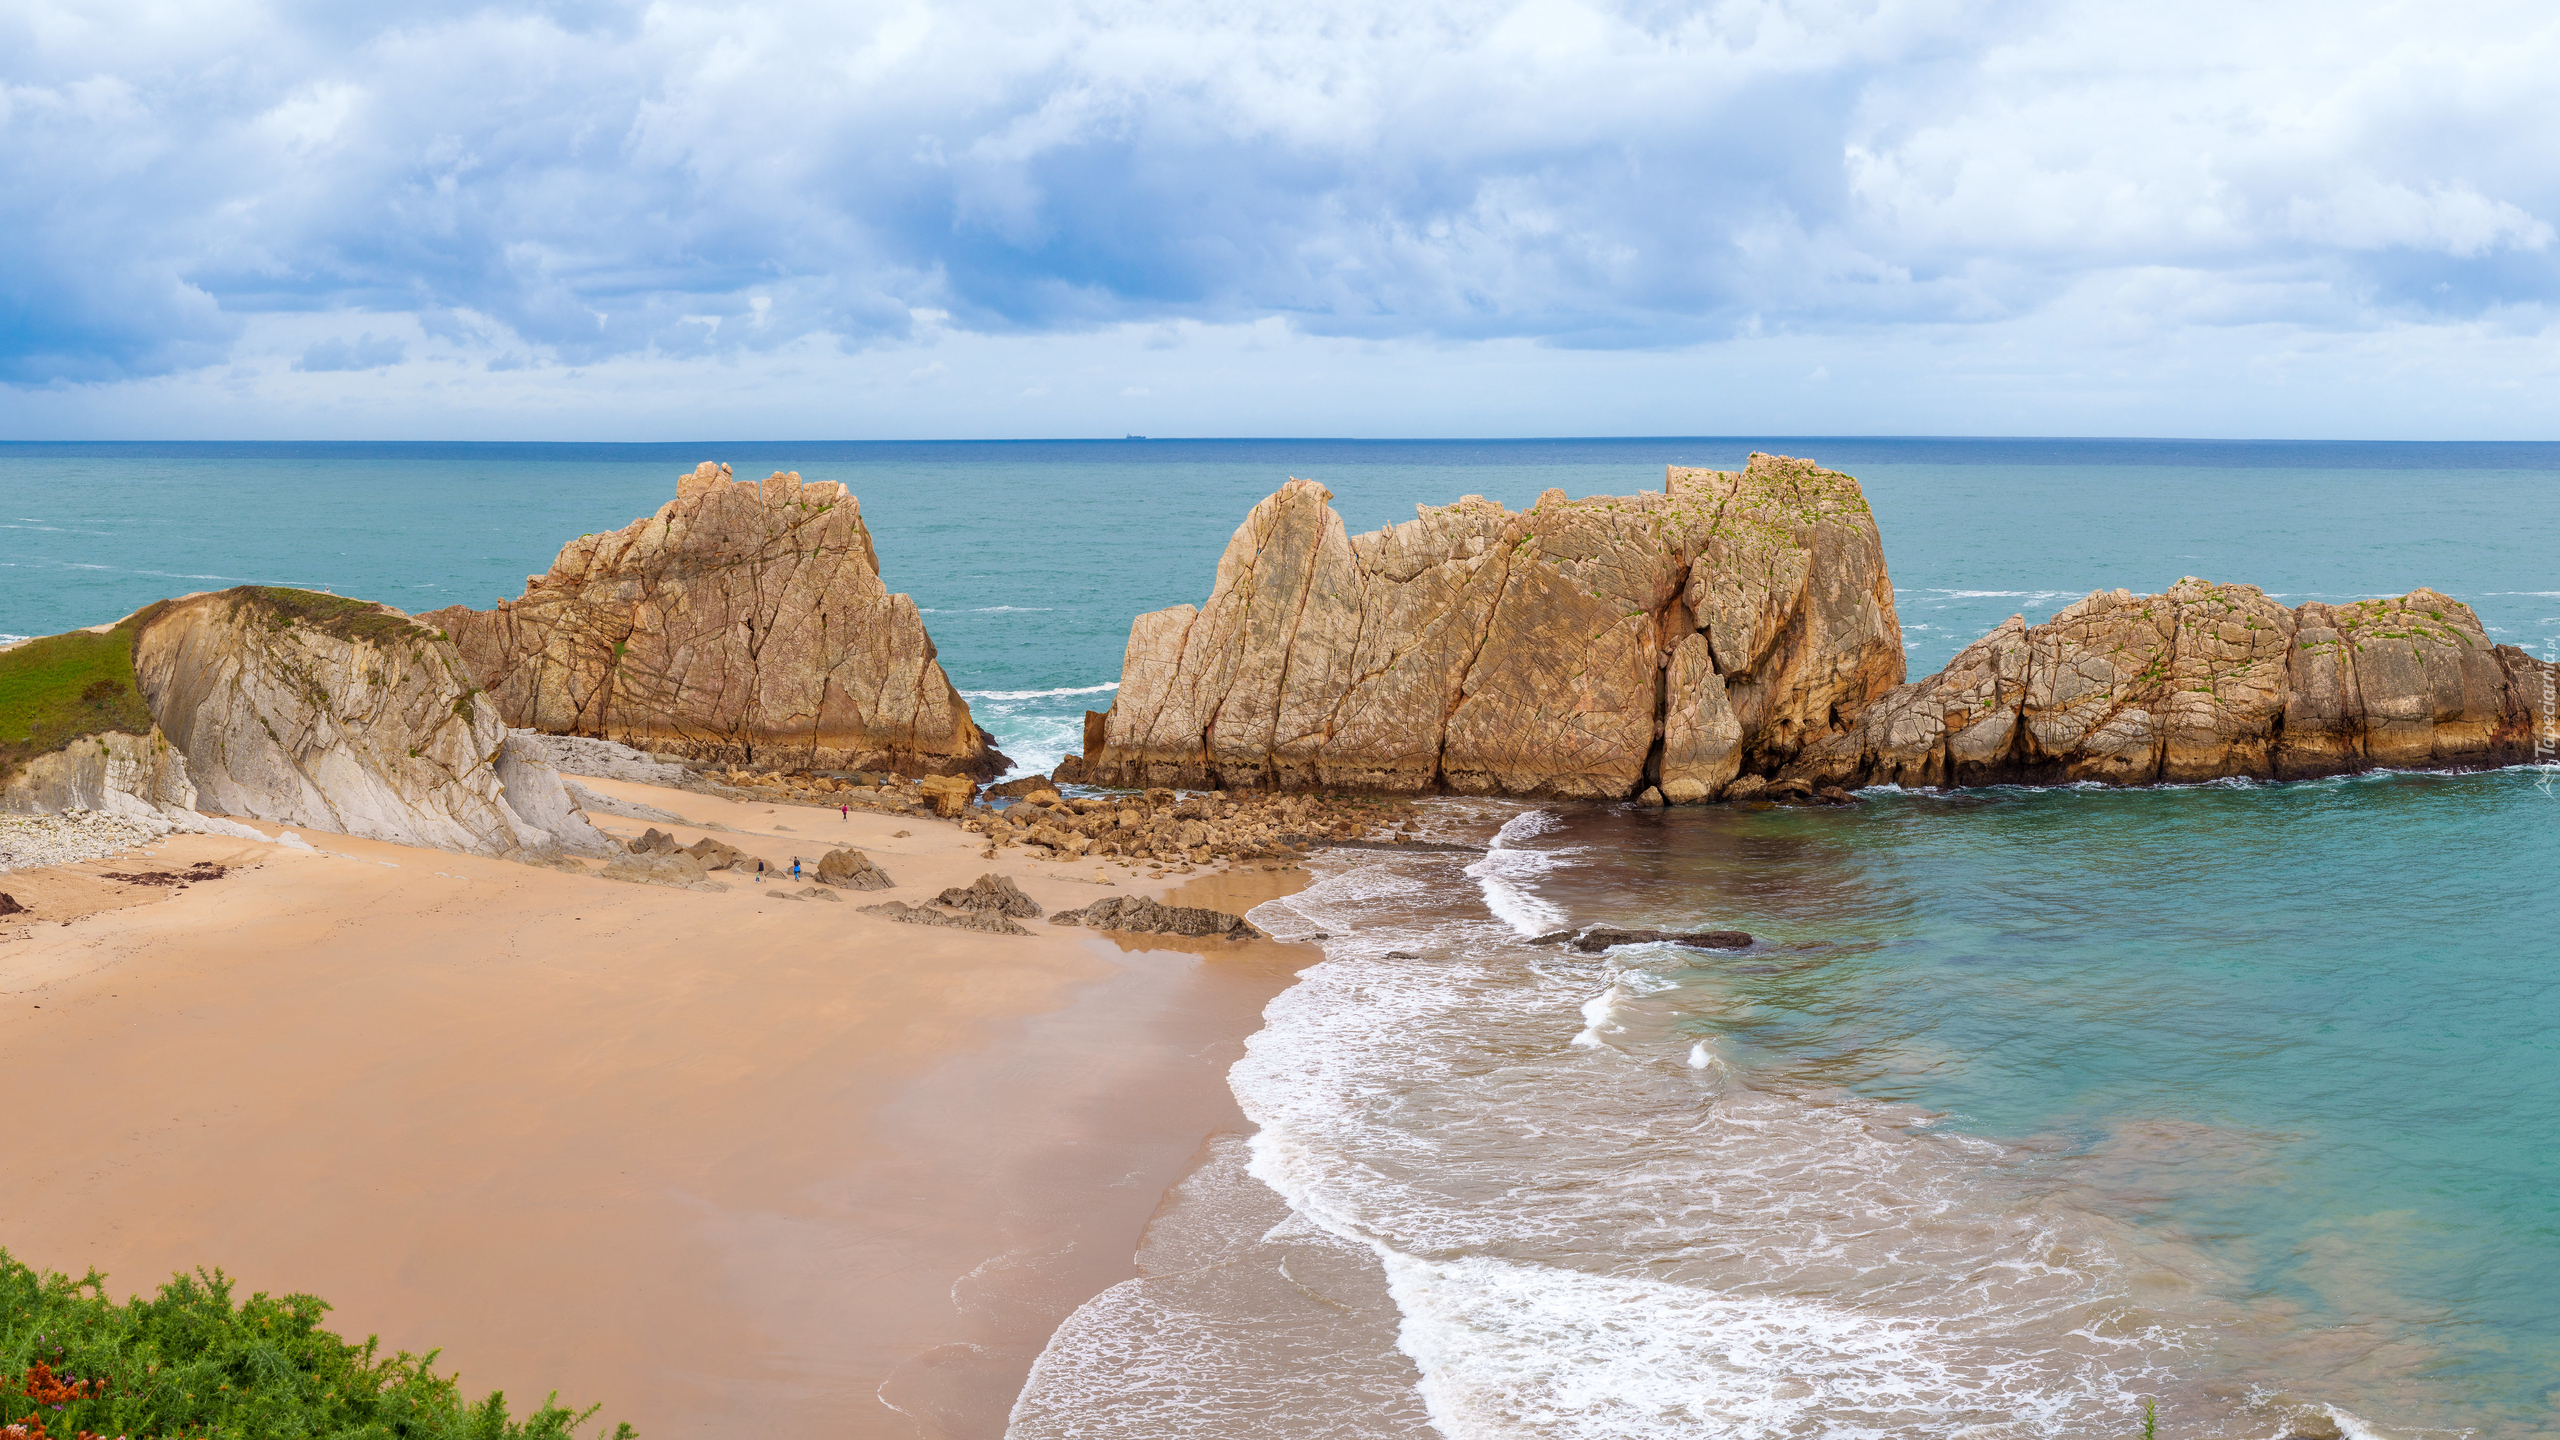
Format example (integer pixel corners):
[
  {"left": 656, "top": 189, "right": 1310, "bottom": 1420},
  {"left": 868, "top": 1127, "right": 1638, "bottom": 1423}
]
[
  {"left": 0, "top": 1249, "right": 633, "bottom": 1439},
  {"left": 0, "top": 607, "right": 165, "bottom": 788},
  {"left": 233, "top": 587, "right": 437, "bottom": 648}
]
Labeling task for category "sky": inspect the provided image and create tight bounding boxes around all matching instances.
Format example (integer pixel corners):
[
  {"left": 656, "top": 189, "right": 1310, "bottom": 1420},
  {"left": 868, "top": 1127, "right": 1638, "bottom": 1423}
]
[{"left": 3, "top": 0, "right": 2557, "bottom": 440}]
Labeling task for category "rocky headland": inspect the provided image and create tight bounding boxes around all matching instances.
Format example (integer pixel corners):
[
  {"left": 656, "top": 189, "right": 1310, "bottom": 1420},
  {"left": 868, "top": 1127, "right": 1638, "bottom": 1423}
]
[
  {"left": 1074, "top": 453, "right": 1905, "bottom": 800},
  {"left": 1786, "top": 578, "right": 2553, "bottom": 789},
  {"left": 2, "top": 586, "right": 611, "bottom": 859},
  {"left": 421, "top": 462, "right": 1006, "bottom": 780}
]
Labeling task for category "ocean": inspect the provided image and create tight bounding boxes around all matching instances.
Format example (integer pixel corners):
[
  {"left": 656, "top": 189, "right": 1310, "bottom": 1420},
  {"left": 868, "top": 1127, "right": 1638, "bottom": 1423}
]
[{"left": 5, "top": 438, "right": 2557, "bottom": 1437}]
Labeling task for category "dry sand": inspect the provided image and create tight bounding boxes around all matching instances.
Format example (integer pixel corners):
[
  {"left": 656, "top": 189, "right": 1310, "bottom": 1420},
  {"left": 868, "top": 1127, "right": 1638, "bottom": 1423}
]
[{"left": 1, "top": 780, "right": 1316, "bottom": 1439}]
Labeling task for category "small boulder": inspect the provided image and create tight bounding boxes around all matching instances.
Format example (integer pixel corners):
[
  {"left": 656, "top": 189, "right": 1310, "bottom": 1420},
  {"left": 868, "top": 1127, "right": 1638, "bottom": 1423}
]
[
  {"left": 1766, "top": 778, "right": 1815, "bottom": 801},
  {"left": 815, "top": 848, "right": 894, "bottom": 891},
  {"left": 984, "top": 774, "right": 1055, "bottom": 800},
  {"left": 685, "top": 836, "right": 751, "bottom": 870},
  {"left": 917, "top": 774, "right": 977, "bottom": 817},
  {"left": 628, "top": 827, "right": 681, "bottom": 855},
  {"left": 1050, "top": 755, "right": 1088, "bottom": 785},
  {"left": 1634, "top": 786, "right": 1665, "bottom": 808},
  {"left": 935, "top": 873, "right": 1042, "bottom": 918},
  {"left": 1723, "top": 775, "right": 1769, "bottom": 801}
]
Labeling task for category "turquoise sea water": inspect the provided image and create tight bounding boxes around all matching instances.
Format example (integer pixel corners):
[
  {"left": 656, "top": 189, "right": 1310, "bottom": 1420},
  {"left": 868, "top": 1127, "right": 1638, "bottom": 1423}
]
[{"left": 5, "top": 439, "right": 2556, "bottom": 1435}]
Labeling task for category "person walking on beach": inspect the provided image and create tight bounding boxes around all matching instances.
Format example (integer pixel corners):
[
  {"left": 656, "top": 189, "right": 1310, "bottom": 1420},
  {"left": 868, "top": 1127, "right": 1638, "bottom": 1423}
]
[
  {"left": 791, "top": 857, "right": 802, "bottom": 880},
  {"left": 840, "top": 804, "right": 848, "bottom": 821},
  {"left": 755, "top": 859, "right": 766, "bottom": 883}
]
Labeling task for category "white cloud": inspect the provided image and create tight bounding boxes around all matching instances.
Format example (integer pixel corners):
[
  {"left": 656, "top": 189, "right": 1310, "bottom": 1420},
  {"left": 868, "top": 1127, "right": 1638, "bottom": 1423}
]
[{"left": 0, "top": 0, "right": 2554, "bottom": 431}]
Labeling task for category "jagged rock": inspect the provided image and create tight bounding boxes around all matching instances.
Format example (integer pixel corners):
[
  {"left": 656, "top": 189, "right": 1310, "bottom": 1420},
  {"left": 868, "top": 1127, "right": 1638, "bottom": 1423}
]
[
  {"left": 917, "top": 773, "right": 978, "bottom": 817},
  {"left": 1050, "top": 754, "right": 1089, "bottom": 785},
  {"left": 815, "top": 847, "right": 893, "bottom": 890},
  {"left": 1570, "top": 926, "right": 1753, "bottom": 952},
  {"left": 1723, "top": 775, "right": 1769, "bottom": 802},
  {"left": 2, "top": 729, "right": 198, "bottom": 826},
  {"left": 1049, "top": 895, "right": 1267, "bottom": 941},
  {"left": 984, "top": 774, "right": 1056, "bottom": 800},
  {"left": 935, "top": 873, "right": 1042, "bottom": 917},
  {"left": 599, "top": 850, "right": 728, "bottom": 892},
  {"left": 132, "top": 588, "right": 593, "bottom": 854},
  {"left": 1789, "top": 580, "right": 2555, "bottom": 788},
  {"left": 859, "top": 900, "right": 1030, "bottom": 935},
  {"left": 1082, "top": 454, "right": 1902, "bottom": 799},
  {"left": 628, "top": 827, "right": 681, "bottom": 855},
  {"left": 421, "top": 462, "right": 1009, "bottom": 780},
  {"left": 685, "top": 836, "right": 750, "bottom": 870}
]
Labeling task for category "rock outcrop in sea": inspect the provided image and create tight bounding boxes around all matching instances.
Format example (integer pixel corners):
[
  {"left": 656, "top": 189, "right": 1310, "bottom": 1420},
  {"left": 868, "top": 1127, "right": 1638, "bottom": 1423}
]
[
  {"left": 421, "top": 462, "right": 1007, "bottom": 780},
  {"left": 1787, "top": 579, "right": 2555, "bottom": 787},
  {"left": 3, "top": 587, "right": 613, "bottom": 856},
  {"left": 1076, "top": 454, "right": 1904, "bottom": 800}
]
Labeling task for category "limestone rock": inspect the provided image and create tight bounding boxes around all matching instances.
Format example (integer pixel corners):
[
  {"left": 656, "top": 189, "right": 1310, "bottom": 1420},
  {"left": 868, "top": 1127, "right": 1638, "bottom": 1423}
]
[
  {"left": 917, "top": 773, "right": 977, "bottom": 817},
  {"left": 421, "top": 462, "right": 1008, "bottom": 780},
  {"left": 493, "top": 732, "right": 617, "bottom": 855},
  {"left": 1, "top": 729, "right": 198, "bottom": 826},
  {"left": 686, "top": 837, "right": 751, "bottom": 870},
  {"left": 934, "top": 872, "right": 1042, "bottom": 917},
  {"left": 858, "top": 900, "right": 1030, "bottom": 935},
  {"left": 1793, "top": 581, "right": 2552, "bottom": 788},
  {"left": 1082, "top": 454, "right": 1902, "bottom": 799},
  {"left": 815, "top": 847, "right": 893, "bottom": 890},
  {"left": 132, "top": 588, "right": 590, "bottom": 854},
  {"left": 1049, "top": 895, "right": 1267, "bottom": 941},
  {"left": 601, "top": 849, "right": 728, "bottom": 892}
]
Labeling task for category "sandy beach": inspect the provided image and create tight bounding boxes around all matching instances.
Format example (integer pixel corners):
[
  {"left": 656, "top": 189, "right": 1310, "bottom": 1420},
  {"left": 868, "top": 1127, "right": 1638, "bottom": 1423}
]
[{"left": 1, "top": 781, "right": 1314, "bottom": 1438}]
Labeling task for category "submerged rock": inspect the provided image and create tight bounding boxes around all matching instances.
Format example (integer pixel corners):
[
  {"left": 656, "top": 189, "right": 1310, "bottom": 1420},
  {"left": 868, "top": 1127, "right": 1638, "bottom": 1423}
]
[
  {"left": 1078, "top": 454, "right": 1903, "bottom": 800},
  {"left": 1788, "top": 580, "right": 2557, "bottom": 788},
  {"left": 422, "top": 461, "right": 1008, "bottom": 780},
  {"left": 1569, "top": 926, "right": 1753, "bottom": 952}
]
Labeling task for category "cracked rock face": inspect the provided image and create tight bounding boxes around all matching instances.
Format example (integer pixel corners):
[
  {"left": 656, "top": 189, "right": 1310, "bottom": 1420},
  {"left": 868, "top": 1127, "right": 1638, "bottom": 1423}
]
[
  {"left": 133, "top": 588, "right": 600, "bottom": 854},
  {"left": 1082, "top": 454, "right": 1904, "bottom": 799},
  {"left": 1789, "top": 579, "right": 2554, "bottom": 787},
  {"left": 421, "top": 462, "right": 1008, "bottom": 780}
]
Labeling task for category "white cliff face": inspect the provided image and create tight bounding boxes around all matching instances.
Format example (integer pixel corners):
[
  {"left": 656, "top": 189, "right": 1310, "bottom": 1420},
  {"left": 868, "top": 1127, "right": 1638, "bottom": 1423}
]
[
  {"left": 128, "top": 588, "right": 608, "bottom": 855},
  {"left": 1, "top": 728, "right": 199, "bottom": 823}
]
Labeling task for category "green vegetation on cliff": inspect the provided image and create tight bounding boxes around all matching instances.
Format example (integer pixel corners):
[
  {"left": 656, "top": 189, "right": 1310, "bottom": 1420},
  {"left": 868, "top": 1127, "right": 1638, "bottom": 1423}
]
[
  {"left": 0, "top": 606, "right": 164, "bottom": 788},
  {"left": 234, "top": 587, "right": 439, "bottom": 647},
  {"left": 0, "top": 1249, "right": 632, "bottom": 1440}
]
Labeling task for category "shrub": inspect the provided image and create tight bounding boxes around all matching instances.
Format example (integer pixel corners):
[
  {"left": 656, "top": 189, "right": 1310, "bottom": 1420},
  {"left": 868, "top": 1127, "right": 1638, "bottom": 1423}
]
[{"left": 0, "top": 1251, "right": 631, "bottom": 1440}]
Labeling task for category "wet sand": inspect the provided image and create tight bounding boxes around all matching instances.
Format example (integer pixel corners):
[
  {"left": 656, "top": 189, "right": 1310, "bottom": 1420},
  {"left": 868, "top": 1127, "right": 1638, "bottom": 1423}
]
[{"left": 0, "top": 782, "right": 1313, "bottom": 1438}]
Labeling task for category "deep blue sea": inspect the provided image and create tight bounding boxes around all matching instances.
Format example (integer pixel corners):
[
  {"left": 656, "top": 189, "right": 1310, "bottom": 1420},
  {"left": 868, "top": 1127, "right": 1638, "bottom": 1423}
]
[{"left": 5, "top": 439, "right": 2557, "bottom": 1437}]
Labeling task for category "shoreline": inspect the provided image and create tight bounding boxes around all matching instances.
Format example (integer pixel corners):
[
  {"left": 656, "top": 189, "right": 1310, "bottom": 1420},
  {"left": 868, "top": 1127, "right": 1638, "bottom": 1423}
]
[{"left": 1, "top": 779, "right": 1314, "bottom": 1438}]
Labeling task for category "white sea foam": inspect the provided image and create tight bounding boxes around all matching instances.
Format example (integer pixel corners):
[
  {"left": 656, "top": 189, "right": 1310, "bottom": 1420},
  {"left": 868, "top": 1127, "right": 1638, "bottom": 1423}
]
[
  {"left": 1218, "top": 838, "right": 2214, "bottom": 1440},
  {"left": 1466, "top": 809, "right": 1566, "bottom": 936}
]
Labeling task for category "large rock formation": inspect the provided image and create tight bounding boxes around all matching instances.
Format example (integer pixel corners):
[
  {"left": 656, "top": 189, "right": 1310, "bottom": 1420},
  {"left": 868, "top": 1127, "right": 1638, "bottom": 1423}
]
[
  {"left": 1078, "top": 454, "right": 1904, "bottom": 799},
  {"left": 134, "top": 588, "right": 613, "bottom": 854},
  {"left": 1788, "top": 579, "right": 2554, "bottom": 787},
  {"left": 421, "top": 462, "right": 1006, "bottom": 779}
]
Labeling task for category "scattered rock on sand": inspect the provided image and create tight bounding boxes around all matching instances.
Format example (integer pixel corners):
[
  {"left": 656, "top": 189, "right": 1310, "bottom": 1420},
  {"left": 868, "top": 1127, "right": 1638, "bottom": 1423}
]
[
  {"left": 1568, "top": 926, "right": 1752, "bottom": 952},
  {"left": 628, "top": 828, "right": 682, "bottom": 855},
  {"left": 858, "top": 900, "right": 1029, "bottom": 935},
  {"left": 934, "top": 873, "right": 1042, "bottom": 918},
  {"left": 0, "top": 893, "right": 26, "bottom": 916},
  {"left": 686, "top": 837, "right": 750, "bottom": 870},
  {"left": 1049, "top": 895, "right": 1265, "bottom": 941},
  {"left": 815, "top": 848, "right": 893, "bottom": 890},
  {"left": 599, "top": 850, "right": 729, "bottom": 893},
  {"left": 916, "top": 774, "right": 977, "bottom": 818}
]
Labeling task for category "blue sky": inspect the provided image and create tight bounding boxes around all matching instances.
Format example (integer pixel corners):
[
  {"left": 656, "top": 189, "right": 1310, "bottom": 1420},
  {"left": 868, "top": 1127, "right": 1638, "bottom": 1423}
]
[{"left": 4, "top": 0, "right": 2556, "bottom": 439}]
